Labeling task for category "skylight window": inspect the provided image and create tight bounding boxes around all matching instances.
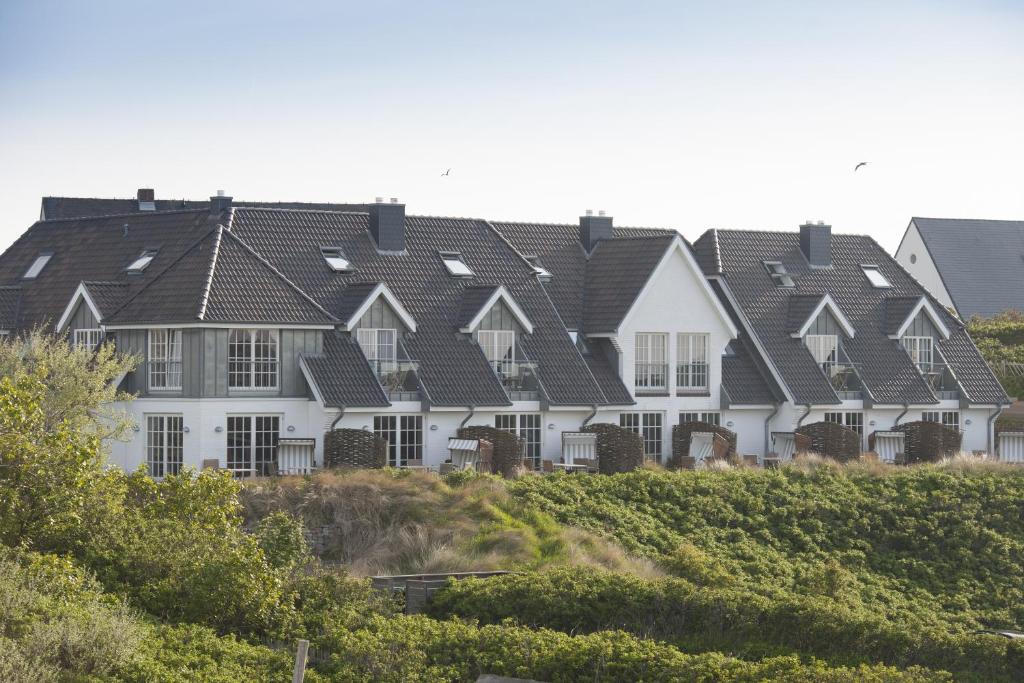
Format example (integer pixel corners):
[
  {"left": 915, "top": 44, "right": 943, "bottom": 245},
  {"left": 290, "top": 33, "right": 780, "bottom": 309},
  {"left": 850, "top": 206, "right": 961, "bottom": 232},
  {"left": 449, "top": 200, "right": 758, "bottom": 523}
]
[
  {"left": 525, "top": 255, "right": 552, "bottom": 281},
  {"left": 440, "top": 252, "right": 473, "bottom": 277},
  {"left": 321, "top": 247, "right": 352, "bottom": 272},
  {"left": 23, "top": 253, "right": 52, "bottom": 279},
  {"left": 861, "top": 265, "right": 891, "bottom": 288},
  {"left": 764, "top": 261, "right": 795, "bottom": 287},
  {"left": 126, "top": 249, "right": 158, "bottom": 273}
]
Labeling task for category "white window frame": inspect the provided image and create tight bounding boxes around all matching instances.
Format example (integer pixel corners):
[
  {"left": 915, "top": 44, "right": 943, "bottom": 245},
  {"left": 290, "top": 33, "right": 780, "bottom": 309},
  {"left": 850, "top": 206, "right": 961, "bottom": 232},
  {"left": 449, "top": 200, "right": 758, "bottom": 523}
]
[
  {"left": 440, "top": 252, "right": 474, "bottom": 277},
  {"left": 680, "top": 412, "right": 720, "bottom": 426},
  {"left": 321, "top": 247, "right": 352, "bottom": 272},
  {"left": 478, "top": 329, "right": 516, "bottom": 376},
  {"left": 861, "top": 265, "right": 891, "bottom": 288},
  {"left": 73, "top": 328, "right": 103, "bottom": 352},
  {"left": 146, "top": 414, "right": 183, "bottom": 478},
  {"left": 764, "top": 261, "right": 795, "bottom": 287},
  {"left": 127, "top": 249, "right": 158, "bottom": 273},
  {"left": 226, "top": 414, "right": 280, "bottom": 477},
  {"left": 373, "top": 415, "right": 423, "bottom": 467},
  {"left": 824, "top": 411, "right": 864, "bottom": 436},
  {"left": 228, "top": 329, "right": 279, "bottom": 390},
  {"left": 620, "top": 412, "right": 663, "bottom": 460},
  {"left": 635, "top": 333, "right": 668, "bottom": 391},
  {"left": 495, "top": 413, "right": 542, "bottom": 469},
  {"left": 357, "top": 328, "right": 398, "bottom": 375},
  {"left": 676, "top": 333, "right": 709, "bottom": 391},
  {"left": 805, "top": 334, "right": 839, "bottom": 372},
  {"left": 148, "top": 329, "right": 183, "bottom": 390},
  {"left": 23, "top": 253, "right": 52, "bottom": 279},
  {"left": 923, "top": 411, "right": 959, "bottom": 431},
  {"left": 903, "top": 336, "right": 934, "bottom": 370}
]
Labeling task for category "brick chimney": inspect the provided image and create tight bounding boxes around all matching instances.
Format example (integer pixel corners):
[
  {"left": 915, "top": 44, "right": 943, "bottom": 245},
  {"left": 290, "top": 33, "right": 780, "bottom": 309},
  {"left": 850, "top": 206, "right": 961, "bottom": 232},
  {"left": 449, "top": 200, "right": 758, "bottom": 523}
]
[
  {"left": 579, "top": 210, "right": 613, "bottom": 253},
  {"left": 368, "top": 197, "right": 406, "bottom": 252},
  {"left": 799, "top": 221, "right": 832, "bottom": 268}
]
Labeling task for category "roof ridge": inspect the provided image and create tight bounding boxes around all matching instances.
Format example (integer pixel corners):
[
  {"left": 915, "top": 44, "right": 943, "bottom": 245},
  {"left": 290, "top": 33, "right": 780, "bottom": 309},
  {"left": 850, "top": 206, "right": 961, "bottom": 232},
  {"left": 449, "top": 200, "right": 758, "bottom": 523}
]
[
  {"left": 197, "top": 226, "right": 224, "bottom": 321},
  {"left": 234, "top": 206, "right": 369, "bottom": 216},
  {"left": 104, "top": 225, "right": 221, "bottom": 322},
  {"left": 40, "top": 208, "right": 209, "bottom": 224},
  {"left": 216, "top": 229, "right": 339, "bottom": 322}
]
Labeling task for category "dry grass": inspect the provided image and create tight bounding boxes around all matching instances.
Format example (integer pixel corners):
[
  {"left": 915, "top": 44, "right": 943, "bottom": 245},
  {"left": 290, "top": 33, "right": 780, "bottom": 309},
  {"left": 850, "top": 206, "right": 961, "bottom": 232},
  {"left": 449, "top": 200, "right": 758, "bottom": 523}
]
[{"left": 240, "top": 469, "right": 659, "bottom": 577}]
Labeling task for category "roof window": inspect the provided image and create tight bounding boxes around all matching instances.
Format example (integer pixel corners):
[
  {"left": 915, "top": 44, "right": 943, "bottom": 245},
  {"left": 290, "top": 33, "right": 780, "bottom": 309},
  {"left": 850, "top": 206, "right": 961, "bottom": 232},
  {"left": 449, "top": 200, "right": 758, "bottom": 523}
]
[
  {"left": 440, "top": 251, "right": 474, "bottom": 277},
  {"left": 861, "top": 265, "right": 891, "bottom": 288},
  {"left": 321, "top": 247, "right": 352, "bottom": 273},
  {"left": 126, "top": 249, "right": 158, "bottom": 273},
  {"left": 764, "top": 261, "right": 795, "bottom": 287},
  {"left": 23, "top": 253, "right": 53, "bottom": 279}
]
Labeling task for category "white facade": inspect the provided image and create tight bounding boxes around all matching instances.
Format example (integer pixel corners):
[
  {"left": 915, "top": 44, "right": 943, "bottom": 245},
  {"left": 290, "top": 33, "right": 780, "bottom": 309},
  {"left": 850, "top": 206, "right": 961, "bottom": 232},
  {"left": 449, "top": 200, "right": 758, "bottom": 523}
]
[{"left": 894, "top": 220, "right": 956, "bottom": 312}]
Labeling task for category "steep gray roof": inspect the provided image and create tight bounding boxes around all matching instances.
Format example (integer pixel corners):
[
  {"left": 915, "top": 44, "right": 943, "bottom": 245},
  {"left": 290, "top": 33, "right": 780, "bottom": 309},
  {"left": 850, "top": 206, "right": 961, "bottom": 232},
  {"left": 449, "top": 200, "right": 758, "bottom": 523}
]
[
  {"left": 583, "top": 235, "right": 677, "bottom": 334},
  {"left": 0, "top": 286, "right": 20, "bottom": 329},
  {"left": 81, "top": 282, "right": 128, "bottom": 318},
  {"left": 301, "top": 331, "right": 389, "bottom": 408},
  {"left": 41, "top": 196, "right": 368, "bottom": 221},
  {"left": 911, "top": 217, "right": 1024, "bottom": 319},
  {"left": 698, "top": 228, "right": 1007, "bottom": 406},
  {"left": 456, "top": 286, "right": 501, "bottom": 329}
]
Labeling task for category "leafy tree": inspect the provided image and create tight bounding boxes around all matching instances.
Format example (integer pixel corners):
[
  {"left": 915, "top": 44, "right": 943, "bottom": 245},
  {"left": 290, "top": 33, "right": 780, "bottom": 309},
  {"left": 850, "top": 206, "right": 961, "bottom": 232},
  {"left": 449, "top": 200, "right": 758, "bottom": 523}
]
[{"left": 0, "top": 328, "right": 138, "bottom": 440}]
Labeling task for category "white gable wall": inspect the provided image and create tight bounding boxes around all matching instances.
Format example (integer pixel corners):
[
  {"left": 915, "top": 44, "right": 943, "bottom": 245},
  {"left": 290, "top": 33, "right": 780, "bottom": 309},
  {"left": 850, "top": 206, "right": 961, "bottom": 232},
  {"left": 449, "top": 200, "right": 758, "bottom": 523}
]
[{"left": 895, "top": 221, "right": 956, "bottom": 312}]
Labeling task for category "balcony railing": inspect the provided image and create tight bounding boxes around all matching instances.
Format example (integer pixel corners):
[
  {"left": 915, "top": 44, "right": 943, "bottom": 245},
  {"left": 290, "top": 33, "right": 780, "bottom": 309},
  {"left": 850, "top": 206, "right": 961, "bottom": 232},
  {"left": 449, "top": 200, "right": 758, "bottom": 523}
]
[
  {"left": 820, "top": 361, "right": 864, "bottom": 400},
  {"left": 491, "top": 360, "right": 540, "bottom": 400},
  {"left": 676, "top": 362, "right": 709, "bottom": 395},
  {"left": 635, "top": 362, "right": 669, "bottom": 394},
  {"left": 368, "top": 359, "right": 421, "bottom": 401},
  {"left": 915, "top": 361, "right": 960, "bottom": 400}
]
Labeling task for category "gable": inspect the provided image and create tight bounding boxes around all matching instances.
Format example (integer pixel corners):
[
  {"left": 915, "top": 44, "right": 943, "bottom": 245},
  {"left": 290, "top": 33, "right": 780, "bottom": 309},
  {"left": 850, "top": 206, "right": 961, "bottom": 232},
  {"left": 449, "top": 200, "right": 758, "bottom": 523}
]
[
  {"left": 903, "top": 308, "right": 940, "bottom": 339},
  {"left": 352, "top": 296, "right": 409, "bottom": 333},
  {"left": 477, "top": 298, "right": 524, "bottom": 334},
  {"left": 806, "top": 308, "right": 844, "bottom": 336}
]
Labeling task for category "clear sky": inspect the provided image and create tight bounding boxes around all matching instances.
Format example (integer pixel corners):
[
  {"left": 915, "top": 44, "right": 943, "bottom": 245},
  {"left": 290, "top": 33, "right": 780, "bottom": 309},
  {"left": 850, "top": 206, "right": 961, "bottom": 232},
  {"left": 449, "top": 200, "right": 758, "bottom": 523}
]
[{"left": 1, "top": 1, "right": 1021, "bottom": 252}]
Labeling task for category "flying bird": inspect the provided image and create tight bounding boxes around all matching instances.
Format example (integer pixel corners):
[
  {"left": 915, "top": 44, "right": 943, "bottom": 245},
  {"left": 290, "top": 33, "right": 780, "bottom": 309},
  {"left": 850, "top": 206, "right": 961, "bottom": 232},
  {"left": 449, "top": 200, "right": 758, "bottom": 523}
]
[
  {"left": 854, "top": 162, "right": 868, "bottom": 172},
  {"left": 441, "top": 168, "right": 451, "bottom": 176}
]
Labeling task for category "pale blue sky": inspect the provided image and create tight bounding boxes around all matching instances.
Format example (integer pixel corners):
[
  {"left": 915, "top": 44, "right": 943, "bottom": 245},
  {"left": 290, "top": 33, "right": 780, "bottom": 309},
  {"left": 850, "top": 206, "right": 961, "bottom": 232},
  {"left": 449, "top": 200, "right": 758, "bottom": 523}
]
[{"left": 1, "top": 1, "right": 1021, "bottom": 251}]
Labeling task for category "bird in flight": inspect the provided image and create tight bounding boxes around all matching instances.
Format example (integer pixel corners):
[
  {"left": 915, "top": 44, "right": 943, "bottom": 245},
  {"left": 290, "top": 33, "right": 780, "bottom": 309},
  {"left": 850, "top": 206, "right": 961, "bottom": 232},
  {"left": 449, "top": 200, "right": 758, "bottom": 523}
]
[
  {"left": 441, "top": 168, "right": 451, "bottom": 176},
  {"left": 854, "top": 162, "right": 868, "bottom": 172}
]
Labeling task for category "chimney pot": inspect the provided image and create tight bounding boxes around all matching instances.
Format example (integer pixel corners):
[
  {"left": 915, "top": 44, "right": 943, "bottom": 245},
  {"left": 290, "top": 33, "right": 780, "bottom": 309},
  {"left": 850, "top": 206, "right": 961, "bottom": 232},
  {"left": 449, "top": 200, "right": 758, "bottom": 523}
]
[
  {"left": 390, "top": 197, "right": 398, "bottom": 204},
  {"left": 579, "top": 212, "right": 614, "bottom": 253},
  {"left": 598, "top": 209, "right": 606, "bottom": 217},
  {"left": 799, "top": 221, "right": 832, "bottom": 267},
  {"left": 375, "top": 196, "right": 384, "bottom": 204},
  {"left": 585, "top": 209, "right": 593, "bottom": 216}
]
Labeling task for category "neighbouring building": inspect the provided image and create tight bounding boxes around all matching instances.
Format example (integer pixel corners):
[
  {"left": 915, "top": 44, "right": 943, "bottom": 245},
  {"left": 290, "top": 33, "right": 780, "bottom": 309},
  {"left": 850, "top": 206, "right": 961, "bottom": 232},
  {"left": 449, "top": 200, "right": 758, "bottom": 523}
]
[
  {"left": 0, "top": 190, "right": 1009, "bottom": 475},
  {"left": 894, "top": 217, "right": 1024, "bottom": 320}
]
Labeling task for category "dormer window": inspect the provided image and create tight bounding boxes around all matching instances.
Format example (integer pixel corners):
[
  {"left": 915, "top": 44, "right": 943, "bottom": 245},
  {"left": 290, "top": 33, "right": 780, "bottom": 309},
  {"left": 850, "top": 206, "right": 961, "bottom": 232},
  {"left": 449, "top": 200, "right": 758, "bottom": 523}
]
[
  {"left": 478, "top": 329, "right": 515, "bottom": 376},
  {"left": 23, "top": 253, "right": 52, "bottom": 279},
  {"left": 902, "top": 336, "right": 934, "bottom": 372},
  {"left": 321, "top": 247, "right": 352, "bottom": 273},
  {"left": 440, "top": 252, "right": 473, "bottom": 278},
  {"left": 764, "top": 261, "right": 795, "bottom": 287},
  {"left": 127, "top": 249, "right": 158, "bottom": 273},
  {"left": 356, "top": 328, "right": 397, "bottom": 376},
  {"left": 861, "top": 265, "right": 890, "bottom": 288}
]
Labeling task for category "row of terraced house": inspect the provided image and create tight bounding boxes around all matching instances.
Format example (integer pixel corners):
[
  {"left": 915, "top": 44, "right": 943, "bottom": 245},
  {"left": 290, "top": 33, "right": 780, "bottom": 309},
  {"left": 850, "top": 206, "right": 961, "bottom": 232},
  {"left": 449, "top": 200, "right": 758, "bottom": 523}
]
[{"left": 0, "top": 189, "right": 1010, "bottom": 475}]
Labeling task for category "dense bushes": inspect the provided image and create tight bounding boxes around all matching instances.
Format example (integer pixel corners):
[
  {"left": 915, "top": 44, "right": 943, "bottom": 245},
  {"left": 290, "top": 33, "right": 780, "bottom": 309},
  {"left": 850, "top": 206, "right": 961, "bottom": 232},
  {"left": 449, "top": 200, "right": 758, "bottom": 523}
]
[
  {"left": 968, "top": 311, "right": 1024, "bottom": 397},
  {"left": 429, "top": 567, "right": 1024, "bottom": 682}
]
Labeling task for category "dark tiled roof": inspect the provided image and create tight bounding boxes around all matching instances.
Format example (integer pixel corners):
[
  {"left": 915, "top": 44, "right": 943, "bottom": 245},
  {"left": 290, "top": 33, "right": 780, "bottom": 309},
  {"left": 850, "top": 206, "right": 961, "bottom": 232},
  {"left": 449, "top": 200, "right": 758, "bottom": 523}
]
[
  {"left": 723, "top": 335, "right": 781, "bottom": 405},
  {"left": 0, "top": 210, "right": 218, "bottom": 331},
  {"left": 692, "top": 228, "right": 722, "bottom": 275},
  {"left": 882, "top": 296, "right": 921, "bottom": 336},
  {"left": 230, "top": 209, "right": 609, "bottom": 407},
  {"left": 0, "top": 286, "right": 21, "bottom": 329},
  {"left": 41, "top": 196, "right": 368, "bottom": 220},
  {"left": 80, "top": 281, "right": 129, "bottom": 318},
  {"left": 911, "top": 217, "right": 1024, "bottom": 319},
  {"left": 456, "top": 286, "right": 500, "bottom": 329},
  {"left": 703, "top": 228, "right": 1008, "bottom": 406},
  {"left": 785, "top": 294, "right": 825, "bottom": 333},
  {"left": 106, "top": 227, "right": 338, "bottom": 325},
  {"left": 335, "top": 283, "right": 381, "bottom": 323},
  {"left": 301, "top": 331, "right": 388, "bottom": 408},
  {"left": 582, "top": 337, "right": 634, "bottom": 406},
  {"left": 583, "top": 235, "right": 676, "bottom": 334}
]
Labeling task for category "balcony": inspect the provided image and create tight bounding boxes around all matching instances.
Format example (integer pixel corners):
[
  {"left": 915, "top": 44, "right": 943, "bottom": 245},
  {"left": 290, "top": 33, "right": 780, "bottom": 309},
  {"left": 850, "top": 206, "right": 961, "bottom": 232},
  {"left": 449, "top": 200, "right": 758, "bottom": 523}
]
[
  {"left": 820, "top": 361, "right": 864, "bottom": 400},
  {"left": 635, "top": 362, "right": 669, "bottom": 396},
  {"left": 915, "top": 361, "right": 960, "bottom": 400},
  {"left": 676, "top": 362, "right": 709, "bottom": 396},
  {"left": 491, "top": 360, "right": 540, "bottom": 401},
  {"left": 368, "top": 359, "right": 421, "bottom": 401}
]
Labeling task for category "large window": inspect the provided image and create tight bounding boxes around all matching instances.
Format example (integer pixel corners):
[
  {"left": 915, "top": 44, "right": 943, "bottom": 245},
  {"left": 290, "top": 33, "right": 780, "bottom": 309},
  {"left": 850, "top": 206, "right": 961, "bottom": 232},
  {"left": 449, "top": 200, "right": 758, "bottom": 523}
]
[
  {"left": 679, "top": 412, "right": 720, "bottom": 426},
  {"left": 495, "top": 413, "right": 542, "bottom": 469},
  {"left": 620, "top": 412, "right": 663, "bottom": 460},
  {"left": 226, "top": 415, "right": 280, "bottom": 476},
  {"left": 357, "top": 328, "right": 398, "bottom": 376},
  {"left": 149, "top": 329, "right": 183, "bottom": 390},
  {"left": 923, "top": 411, "right": 959, "bottom": 431},
  {"left": 635, "top": 333, "right": 668, "bottom": 392},
  {"left": 73, "top": 328, "right": 103, "bottom": 352},
  {"left": 146, "top": 414, "right": 183, "bottom": 478},
  {"left": 478, "top": 329, "right": 515, "bottom": 376},
  {"left": 228, "top": 329, "right": 278, "bottom": 389},
  {"left": 676, "top": 333, "right": 709, "bottom": 391},
  {"left": 805, "top": 334, "right": 838, "bottom": 373},
  {"left": 373, "top": 415, "right": 423, "bottom": 467},
  {"left": 903, "top": 336, "right": 934, "bottom": 371},
  {"left": 824, "top": 411, "right": 864, "bottom": 436}
]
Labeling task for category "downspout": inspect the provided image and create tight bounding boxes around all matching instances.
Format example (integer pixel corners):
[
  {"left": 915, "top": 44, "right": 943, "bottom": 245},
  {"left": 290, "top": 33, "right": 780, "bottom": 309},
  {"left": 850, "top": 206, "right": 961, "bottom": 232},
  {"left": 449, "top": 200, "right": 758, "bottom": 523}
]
[
  {"left": 330, "top": 405, "right": 347, "bottom": 431},
  {"left": 459, "top": 405, "right": 476, "bottom": 429},
  {"left": 582, "top": 404, "right": 599, "bottom": 428},
  {"left": 763, "top": 403, "right": 781, "bottom": 456},
  {"left": 797, "top": 404, "right": 812, "bottom": 427},
  {"left": 988, "top": 403, "right": 1008, "bottom": 456},
  {"left": 893, "top": 403, "right": 909, "bottom": 429}
]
